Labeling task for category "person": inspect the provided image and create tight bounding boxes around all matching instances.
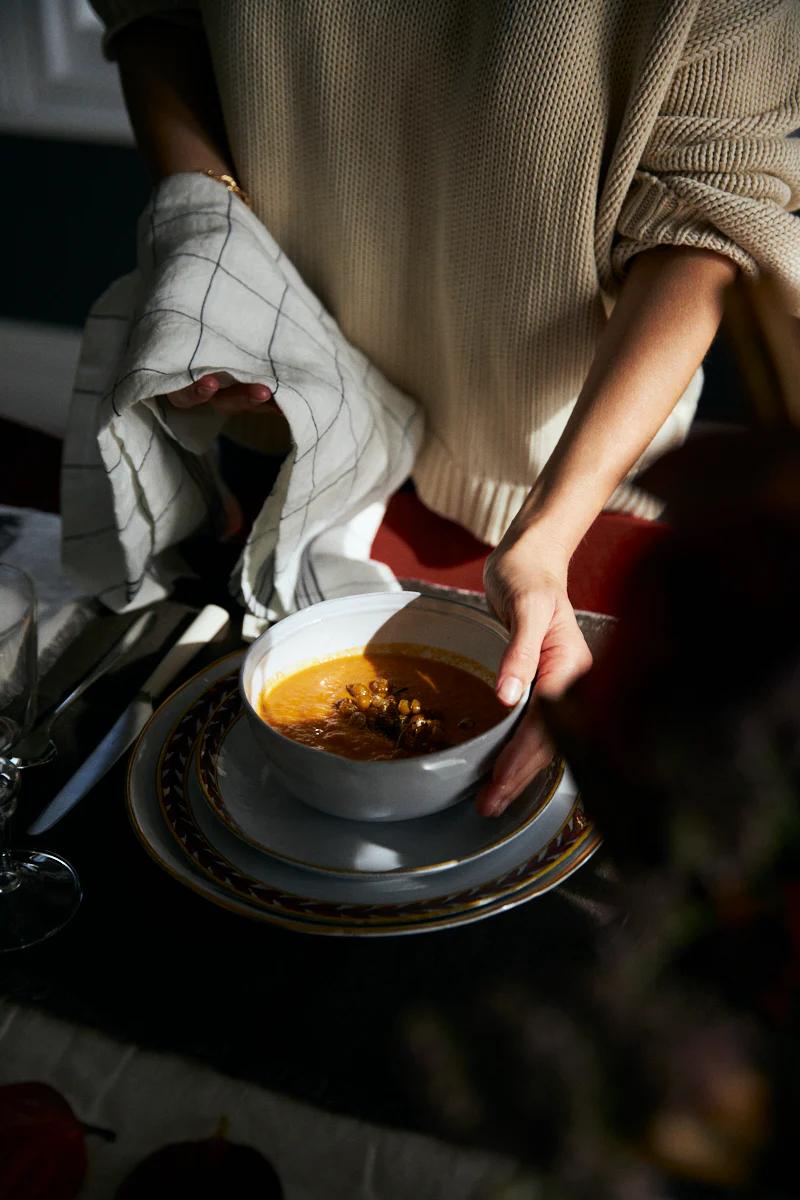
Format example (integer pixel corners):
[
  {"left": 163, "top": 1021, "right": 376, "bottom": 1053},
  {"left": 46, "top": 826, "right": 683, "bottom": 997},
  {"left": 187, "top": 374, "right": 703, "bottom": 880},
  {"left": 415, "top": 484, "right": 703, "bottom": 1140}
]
[{"left": 90, "top": 0, "right": 800, "bottom": 814}]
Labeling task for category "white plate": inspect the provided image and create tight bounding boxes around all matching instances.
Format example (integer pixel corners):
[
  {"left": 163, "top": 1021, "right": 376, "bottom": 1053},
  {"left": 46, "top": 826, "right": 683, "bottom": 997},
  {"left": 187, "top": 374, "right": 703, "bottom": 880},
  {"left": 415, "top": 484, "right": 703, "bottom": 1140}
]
[
  {"left": 128, "top": 654, "right": 601, "bottom": 936},
  {"left": 197, "top": 684, "right": 565, "bottom": 878}
]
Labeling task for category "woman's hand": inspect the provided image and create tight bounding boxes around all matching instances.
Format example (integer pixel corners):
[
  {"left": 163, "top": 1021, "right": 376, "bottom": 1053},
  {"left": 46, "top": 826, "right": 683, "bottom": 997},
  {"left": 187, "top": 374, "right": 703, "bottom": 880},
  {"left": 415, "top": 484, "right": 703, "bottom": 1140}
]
[
  {"left": 165, "top": 373, "right": 277, "bottom": 415},
  {"left": 165, "top": 374, "right": 281, "bottom": 540},
  {"left": 479, "top": 528, "right": 592, "bottom": 816}
]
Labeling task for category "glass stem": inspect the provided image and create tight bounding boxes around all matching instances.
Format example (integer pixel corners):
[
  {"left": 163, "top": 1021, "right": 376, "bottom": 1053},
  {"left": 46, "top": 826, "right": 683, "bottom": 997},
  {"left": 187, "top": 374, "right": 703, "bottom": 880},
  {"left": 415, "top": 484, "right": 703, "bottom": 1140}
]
[{"left": 0, "top": 757, "right": 20, "bottom": 894}]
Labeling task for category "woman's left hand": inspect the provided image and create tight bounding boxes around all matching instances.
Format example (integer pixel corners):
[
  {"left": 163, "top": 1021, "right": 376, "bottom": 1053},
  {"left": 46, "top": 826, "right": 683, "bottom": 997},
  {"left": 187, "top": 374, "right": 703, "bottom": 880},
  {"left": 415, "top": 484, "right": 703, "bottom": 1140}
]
[{"left": 479, "top": 529, "right": 592, "bottom": 816}]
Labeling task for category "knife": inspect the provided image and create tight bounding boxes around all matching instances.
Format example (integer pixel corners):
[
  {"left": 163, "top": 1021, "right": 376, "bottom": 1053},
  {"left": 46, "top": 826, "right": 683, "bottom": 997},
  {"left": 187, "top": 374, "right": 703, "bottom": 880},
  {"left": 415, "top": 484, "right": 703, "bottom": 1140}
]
[
  {"left": 27, "top": 604, "right": 230, "bottom": 835},
  {"left": 16, "top": 609, "right": 156, "bottom": 765}
]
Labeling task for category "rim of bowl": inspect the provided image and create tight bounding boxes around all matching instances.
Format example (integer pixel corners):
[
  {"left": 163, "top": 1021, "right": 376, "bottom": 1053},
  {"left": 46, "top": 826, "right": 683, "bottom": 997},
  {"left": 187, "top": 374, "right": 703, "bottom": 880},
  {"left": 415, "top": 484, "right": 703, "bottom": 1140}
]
[{"left": 238, "top": 591, "right": 529, "bottom": 770}]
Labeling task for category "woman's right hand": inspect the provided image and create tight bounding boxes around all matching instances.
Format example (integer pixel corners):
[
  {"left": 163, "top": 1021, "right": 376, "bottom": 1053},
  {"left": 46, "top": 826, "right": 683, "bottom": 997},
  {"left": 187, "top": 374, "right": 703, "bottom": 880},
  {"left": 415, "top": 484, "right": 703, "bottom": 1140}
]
[
  {"left": 165, "top": 373, "right": 277, "bottom": 415},
  {"left": 165, "top": 374, "right": 281, "bottom": 541}
]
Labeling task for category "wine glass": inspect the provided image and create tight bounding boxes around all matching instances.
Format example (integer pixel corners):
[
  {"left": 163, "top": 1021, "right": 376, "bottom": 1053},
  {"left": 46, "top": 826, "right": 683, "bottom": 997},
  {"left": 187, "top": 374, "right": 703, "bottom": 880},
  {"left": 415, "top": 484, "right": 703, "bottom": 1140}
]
[{"left": 0, "top": 563, "right": 81, "bottom": 952}]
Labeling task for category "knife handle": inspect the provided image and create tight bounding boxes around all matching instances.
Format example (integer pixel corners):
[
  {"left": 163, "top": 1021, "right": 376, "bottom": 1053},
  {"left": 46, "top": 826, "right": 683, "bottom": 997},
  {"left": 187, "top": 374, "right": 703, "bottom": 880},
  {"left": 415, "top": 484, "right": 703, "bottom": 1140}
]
[{"left": 142, "top": 604, "right": 230, "bottom": 699}]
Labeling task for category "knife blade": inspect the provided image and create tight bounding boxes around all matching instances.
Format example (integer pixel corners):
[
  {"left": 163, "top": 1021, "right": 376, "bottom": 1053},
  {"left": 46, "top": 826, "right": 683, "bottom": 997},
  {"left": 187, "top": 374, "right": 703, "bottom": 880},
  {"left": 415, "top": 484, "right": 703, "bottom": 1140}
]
[
  {"left": 27, "top": 604, "right": 230, "bottom": 835},
  {"left": 16, "top": 609, "right": 156, "bottom": 764}
]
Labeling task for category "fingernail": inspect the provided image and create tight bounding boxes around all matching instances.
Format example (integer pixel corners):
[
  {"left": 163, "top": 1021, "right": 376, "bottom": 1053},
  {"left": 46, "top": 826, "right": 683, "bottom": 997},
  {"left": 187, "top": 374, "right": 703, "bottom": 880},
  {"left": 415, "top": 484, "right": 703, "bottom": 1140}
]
[
  {"left": 497, "top": 676, "right": 523, "bottom": 706},
  {"left": 251, "top": 386, "right": 271, "bottom": 403},
  {"left": 197, "top": 377, "right": 218, "bottom": 394}
]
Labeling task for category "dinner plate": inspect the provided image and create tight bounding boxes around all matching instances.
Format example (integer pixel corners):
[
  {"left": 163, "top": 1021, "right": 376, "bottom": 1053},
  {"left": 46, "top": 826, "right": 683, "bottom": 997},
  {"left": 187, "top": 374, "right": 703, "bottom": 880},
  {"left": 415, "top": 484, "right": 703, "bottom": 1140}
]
[
  {"left": 170, "top": 669, "right": 598, "bottom": 929},
  {"left": 128, "top": 653, "right": 601, "bottom": 936},
  {"left": 197, "top": 684, "right": 566, "bottom": 878},
  {"left": 168, "top": 675, "right": 580, "bottom": 912}
]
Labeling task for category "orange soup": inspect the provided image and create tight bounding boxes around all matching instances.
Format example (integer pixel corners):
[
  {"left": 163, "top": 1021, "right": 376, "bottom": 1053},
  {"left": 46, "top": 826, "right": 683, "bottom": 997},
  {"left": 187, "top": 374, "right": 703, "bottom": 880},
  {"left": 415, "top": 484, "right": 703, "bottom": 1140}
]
[{"left": 260, "top": 645, "right": 506, "bottom": 761}]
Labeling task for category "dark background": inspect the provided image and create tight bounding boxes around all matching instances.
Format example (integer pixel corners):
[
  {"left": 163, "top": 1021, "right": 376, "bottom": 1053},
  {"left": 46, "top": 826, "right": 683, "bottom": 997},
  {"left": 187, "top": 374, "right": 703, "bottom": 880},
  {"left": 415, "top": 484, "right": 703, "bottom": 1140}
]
[{"left": 1, "top": 134, "right": 148, "bottom": 329}]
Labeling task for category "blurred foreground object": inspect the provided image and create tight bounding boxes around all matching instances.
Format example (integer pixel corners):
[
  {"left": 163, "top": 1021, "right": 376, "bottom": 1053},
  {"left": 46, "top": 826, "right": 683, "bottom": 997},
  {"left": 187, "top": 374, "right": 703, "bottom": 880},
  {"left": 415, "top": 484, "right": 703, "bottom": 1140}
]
[{"left": 551, "top": 425, "right": 800, "bottom": 881}]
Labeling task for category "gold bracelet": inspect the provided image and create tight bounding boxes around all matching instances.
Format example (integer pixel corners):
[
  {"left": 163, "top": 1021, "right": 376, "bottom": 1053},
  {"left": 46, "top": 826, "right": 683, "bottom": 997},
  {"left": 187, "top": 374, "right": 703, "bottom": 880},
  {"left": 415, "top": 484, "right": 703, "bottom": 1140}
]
[{"left": 202, "top": 169, "right": 252, "bottom": 209}]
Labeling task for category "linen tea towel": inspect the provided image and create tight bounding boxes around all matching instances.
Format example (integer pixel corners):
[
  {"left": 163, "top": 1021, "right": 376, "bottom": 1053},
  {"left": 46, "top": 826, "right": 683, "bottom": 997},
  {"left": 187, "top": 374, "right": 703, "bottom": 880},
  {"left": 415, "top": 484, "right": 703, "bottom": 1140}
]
[{"left": 61, "top": 173, "right": 424, "bottom": 621}]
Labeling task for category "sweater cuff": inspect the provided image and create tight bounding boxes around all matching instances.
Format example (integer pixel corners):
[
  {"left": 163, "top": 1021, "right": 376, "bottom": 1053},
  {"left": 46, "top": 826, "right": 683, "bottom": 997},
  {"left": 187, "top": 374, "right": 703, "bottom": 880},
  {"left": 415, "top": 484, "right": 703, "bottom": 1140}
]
[{"left": 611, "top": 170, "right": 759, "bottom": 280}]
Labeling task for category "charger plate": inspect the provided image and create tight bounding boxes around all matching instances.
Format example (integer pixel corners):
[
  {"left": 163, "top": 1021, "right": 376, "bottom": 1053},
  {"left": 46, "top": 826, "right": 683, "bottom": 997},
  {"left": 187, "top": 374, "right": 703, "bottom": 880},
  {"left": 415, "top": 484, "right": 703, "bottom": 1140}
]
[
  {"left": 196, "top": 685, "right": 565, "bottom": 878},
  {"left": 128, "top": 653, "right": 601, "bottom": 936}
]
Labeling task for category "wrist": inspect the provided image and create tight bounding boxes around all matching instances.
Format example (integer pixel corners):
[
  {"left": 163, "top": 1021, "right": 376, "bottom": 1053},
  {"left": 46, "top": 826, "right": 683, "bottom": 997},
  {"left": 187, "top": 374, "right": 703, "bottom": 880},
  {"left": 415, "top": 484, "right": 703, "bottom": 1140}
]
[
  {"left": 504, "top": 464, "right": 613, "bottom": 563},
  {"left": 500, "top": 492, "right": 581, "bottom": 569},
  {"left": 493, "top": 517, "right": 572, "bottom": 580}
]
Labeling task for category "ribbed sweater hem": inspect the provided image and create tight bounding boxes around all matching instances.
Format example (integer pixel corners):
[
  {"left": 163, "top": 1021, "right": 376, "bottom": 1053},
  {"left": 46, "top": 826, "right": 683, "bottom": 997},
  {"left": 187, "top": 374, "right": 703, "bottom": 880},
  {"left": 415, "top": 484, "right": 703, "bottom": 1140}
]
[
  {"left": 414, "top": 444, "right": 676, "bottom": 546},
  {"left": 413, "top": 369, "right": 702, "bottom": 546},
  {"left": 414, "top": 447, "right": 530, "bottom": 548}
]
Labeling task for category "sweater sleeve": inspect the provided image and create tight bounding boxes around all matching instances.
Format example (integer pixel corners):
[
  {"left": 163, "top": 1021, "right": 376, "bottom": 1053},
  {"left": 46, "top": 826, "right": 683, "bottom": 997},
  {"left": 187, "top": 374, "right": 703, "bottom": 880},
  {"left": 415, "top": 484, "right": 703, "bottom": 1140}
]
[
  {"left": 612, "top": 0, "right": 800, "bottom": 311},
  {"left": 89, "top": 1, "right": 200, "bottom": 58}
]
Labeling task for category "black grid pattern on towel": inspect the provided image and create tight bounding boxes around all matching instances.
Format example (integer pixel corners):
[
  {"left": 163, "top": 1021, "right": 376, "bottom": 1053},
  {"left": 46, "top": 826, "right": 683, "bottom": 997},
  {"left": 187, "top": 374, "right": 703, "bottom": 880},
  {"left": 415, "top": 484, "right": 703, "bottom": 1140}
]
[{"left": 63, "top": 178, "right": 421, "bottom": 610}]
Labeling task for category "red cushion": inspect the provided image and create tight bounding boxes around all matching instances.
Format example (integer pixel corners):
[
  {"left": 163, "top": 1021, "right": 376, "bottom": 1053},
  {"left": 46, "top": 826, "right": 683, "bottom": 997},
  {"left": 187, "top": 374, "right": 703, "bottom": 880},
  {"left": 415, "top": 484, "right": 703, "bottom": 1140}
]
[{"left": 371, "top": 490, "right": 669, "bottom": 617}]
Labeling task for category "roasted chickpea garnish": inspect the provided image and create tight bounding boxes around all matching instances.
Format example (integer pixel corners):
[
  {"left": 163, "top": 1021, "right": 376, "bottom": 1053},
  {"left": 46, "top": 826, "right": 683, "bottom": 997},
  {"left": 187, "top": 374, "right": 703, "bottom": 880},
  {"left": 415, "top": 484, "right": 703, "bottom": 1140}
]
[
  {"left": 405, "top": 714, "right": 428, "bottom": 737},
  {"left": 334, "top": 676, "right": 457, "bottom": 755}
]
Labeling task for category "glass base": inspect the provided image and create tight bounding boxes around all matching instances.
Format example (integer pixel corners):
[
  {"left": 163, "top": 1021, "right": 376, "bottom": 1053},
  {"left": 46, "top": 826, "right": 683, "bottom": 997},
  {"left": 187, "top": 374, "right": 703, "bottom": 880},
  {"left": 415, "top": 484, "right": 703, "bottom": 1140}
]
[{"left": 0, "top": 850, "right": 82, "bottom": 952}]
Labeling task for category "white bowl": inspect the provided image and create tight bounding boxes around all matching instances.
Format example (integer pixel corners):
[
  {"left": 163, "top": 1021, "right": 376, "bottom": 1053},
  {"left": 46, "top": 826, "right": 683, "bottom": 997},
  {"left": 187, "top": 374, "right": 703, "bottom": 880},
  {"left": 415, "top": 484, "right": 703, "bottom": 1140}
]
[{"left": 239, "top": 591, "right": 529, "bottom": 822}]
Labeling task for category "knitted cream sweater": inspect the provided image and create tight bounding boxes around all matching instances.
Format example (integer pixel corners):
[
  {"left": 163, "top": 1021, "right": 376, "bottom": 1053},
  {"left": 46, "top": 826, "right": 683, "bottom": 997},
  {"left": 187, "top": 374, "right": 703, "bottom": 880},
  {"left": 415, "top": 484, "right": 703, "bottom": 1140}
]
[{"left": 96, "top": 0, "right": 800, "bottom": 544}]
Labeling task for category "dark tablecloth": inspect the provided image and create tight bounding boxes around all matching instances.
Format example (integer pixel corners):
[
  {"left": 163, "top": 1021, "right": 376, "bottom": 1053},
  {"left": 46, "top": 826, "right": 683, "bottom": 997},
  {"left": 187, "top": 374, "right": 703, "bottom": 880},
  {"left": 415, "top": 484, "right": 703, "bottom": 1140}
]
[{"left": 0, "top": 598, "right": 621, "bottom": 1149}]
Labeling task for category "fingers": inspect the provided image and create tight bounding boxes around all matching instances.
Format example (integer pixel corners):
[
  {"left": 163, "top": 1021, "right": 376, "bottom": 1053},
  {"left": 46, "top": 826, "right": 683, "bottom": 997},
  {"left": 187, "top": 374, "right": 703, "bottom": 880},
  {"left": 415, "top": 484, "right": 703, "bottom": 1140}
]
[
  {"left": 165, "top": 375, "right": 221, "bottom": 409},
  {"left": 476, "top": 702, "right": 555, "bottom": 817},
  {"left": 164, "top": 375, "right": 276, "bottom": 414},
  {"left": 495, "top": 594, "right": 554, "bottom": 707}
]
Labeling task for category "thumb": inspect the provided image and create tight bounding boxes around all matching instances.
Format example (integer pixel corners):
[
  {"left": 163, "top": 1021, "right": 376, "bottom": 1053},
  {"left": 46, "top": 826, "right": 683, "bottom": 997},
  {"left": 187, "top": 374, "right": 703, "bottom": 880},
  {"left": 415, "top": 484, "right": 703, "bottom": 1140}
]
[
  {"left": 495, "top": 597, "right": 554, "bottom": 708},
  {"left": 535, "top": 603, "right": 593, "bottom": 700}
]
